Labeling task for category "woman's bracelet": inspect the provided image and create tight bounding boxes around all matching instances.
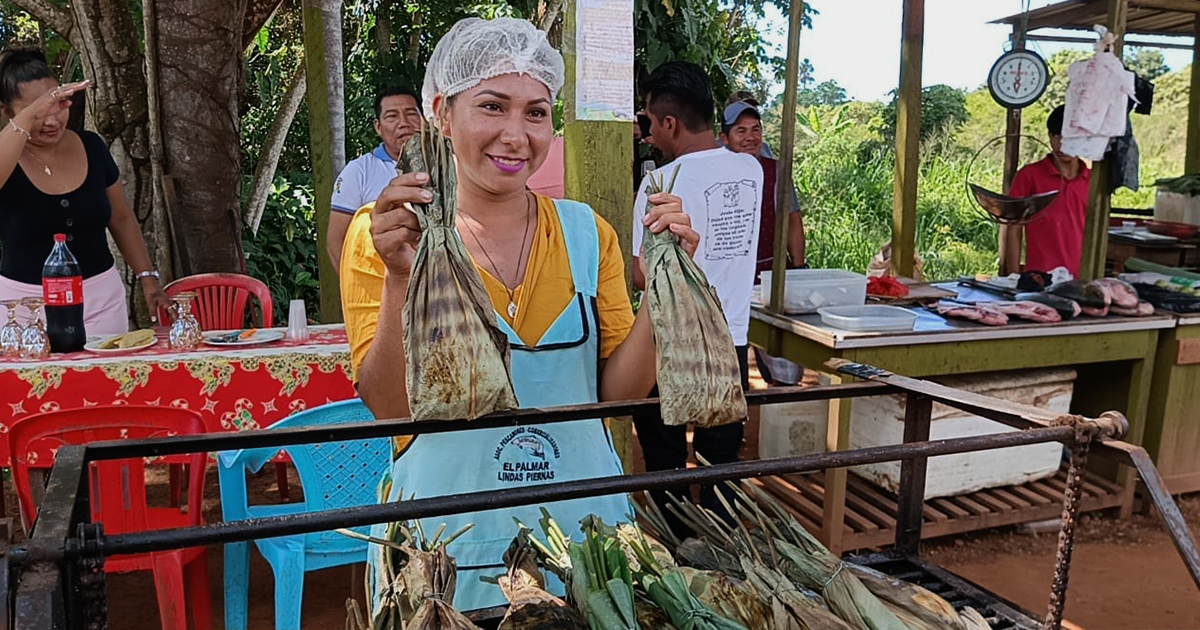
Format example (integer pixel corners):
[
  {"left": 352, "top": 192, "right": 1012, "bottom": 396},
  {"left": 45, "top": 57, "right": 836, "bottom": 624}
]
[
  {"left": 7, "top": 119, "right": 30, "bottom": 141},
  {"left": 136, "top": 270, "right": 160, "bottom": 281}
]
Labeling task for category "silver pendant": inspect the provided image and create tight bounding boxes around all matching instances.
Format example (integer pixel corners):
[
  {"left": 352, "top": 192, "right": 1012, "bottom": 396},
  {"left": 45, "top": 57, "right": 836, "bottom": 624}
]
[{"left": 507, "top": 301, "right": 517, "bottom": 318}]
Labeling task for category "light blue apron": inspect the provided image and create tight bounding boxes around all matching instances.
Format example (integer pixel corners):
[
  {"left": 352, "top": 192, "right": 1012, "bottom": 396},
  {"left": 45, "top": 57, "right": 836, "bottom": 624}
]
[{"left": 368, "top": 199, "right": 629, "bottom": 613}]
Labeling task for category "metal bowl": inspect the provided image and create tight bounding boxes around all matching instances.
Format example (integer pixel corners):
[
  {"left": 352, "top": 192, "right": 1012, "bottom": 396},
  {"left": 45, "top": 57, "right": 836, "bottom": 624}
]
[{"left": 968, "top": 184, "right": 1059, "bottom": 225}]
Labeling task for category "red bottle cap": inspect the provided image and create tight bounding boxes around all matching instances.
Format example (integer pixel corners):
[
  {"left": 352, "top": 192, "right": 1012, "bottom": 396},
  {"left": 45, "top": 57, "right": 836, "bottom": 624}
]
[{"left": 54, "top": 233, "right": 66, "bottom": 243}]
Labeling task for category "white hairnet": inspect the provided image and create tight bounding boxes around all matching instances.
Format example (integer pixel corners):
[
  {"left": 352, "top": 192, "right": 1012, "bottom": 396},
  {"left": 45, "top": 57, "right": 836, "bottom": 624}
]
[{"left": 422, "top": 17, "right": 564, "bottom": 117}]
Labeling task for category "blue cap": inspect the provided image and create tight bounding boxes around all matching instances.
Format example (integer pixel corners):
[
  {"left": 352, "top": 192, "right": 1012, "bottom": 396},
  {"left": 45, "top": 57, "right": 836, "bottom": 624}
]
[{"left": 722, "top": 101, "right": 760, "bottom": 127}]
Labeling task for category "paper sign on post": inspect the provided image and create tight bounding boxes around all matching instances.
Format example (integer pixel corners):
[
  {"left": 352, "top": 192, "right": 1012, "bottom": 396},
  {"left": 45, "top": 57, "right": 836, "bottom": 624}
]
[{"left": 575, "top": 0, "right": 634, "bottom": 121}]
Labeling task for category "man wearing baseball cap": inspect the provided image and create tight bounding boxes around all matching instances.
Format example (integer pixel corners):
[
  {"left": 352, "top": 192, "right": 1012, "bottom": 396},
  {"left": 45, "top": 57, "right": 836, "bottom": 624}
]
[
  {"left": 721, "top": 99, "right": 807, "bottom": 386},
  {"left": 722, "top": 91, "right": 775, "bottom": 159}
]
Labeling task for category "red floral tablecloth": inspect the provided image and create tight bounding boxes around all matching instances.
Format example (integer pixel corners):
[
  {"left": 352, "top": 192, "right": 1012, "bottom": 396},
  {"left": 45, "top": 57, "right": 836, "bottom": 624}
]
[{"left": 0, "top": 324, "right": 356, "bottom": 466}]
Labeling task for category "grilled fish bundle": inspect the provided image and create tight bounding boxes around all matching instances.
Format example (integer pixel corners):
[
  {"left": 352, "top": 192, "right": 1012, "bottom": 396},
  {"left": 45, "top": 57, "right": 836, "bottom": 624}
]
[
  {"left": 641, "top": 167, "right": 747, "bottom": 428},
  {"left": 496, "top": 530, "right": 588, "bottom": 630},
  {"left": 400, "top": 123, "right": 518, "bottom": 421}
]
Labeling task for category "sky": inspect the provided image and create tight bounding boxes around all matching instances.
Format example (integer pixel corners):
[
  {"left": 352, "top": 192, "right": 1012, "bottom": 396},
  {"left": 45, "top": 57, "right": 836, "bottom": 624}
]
[{"left": 758, "top": 0, "right": 1195, "bottom": 102}]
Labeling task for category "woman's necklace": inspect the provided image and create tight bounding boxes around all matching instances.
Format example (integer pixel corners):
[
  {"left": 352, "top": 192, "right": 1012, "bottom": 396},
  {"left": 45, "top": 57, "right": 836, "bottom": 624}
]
[
  {"left": 22, "top": 147, "right": 52, "bottom": 176},
  {"left": 461, "top": 193, "right": 533, "bottom": 319}
]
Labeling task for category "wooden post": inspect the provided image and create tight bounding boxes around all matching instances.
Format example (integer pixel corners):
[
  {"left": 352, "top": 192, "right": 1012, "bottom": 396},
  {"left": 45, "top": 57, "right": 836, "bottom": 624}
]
[
  {"left": 1186, "top": 15, "right": 1200, "bottom": 174},
  {"left": 302, "top": 0, "right": 345, "bottom": 323},
  {"left": 999, "top": 28, "right": 1024, "bottom": 276},
  {"left": 1079, "top": 0, "right": 1127, "bottom": 280},
  {"left": 562, "top": 0, "right": 635, "bottom": 466},
  {"left": 891, "top": 0, "right": 924, "bottom": 279}
]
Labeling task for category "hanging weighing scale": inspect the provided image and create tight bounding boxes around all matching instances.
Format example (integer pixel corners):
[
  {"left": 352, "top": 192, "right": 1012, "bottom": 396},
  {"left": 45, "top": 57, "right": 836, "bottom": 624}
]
[{"left": 966, "top": 1, "right": 1059, "bottom": 226}]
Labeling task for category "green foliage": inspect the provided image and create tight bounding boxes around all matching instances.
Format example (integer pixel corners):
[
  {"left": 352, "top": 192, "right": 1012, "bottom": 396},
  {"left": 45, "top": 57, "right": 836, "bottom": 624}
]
[
  {"left": 635, "top": 0, "right": 814, "bottom": 109},
  {"left": 242, "top": 173, "right": 321, "bottom": 320},
  {"left": 1126, "top": 47, "right": 1169, "bottom": 81},
  {"left": 796, "top": 79, "right": 847, "bottom": 107},
  {"left": 879, "top": 84, "right": 969, "bottom": 144}
]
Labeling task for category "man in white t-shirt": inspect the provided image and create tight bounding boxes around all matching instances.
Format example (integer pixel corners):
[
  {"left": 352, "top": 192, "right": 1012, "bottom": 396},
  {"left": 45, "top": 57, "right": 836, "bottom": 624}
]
[
  {"left": 326, "top": 85, "right": 423, "bottom": 268},
  {"left": 630, "top": 60, "right": 763, "bottom": 534}
]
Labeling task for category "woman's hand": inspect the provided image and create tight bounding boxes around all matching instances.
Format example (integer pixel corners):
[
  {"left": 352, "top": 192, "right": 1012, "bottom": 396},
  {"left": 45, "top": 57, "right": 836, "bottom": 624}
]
[
  {"left": 371, "top": 172, "right": 431, "bottom": 280},
  {"left": 11, "top": 80, "right": 90, "bottom": 132},
  {"left": 643, "top": 192, "right": 699, "bottom": 256},
  {"left": 141, "top": 279, "right": 172, "bottom": 323}
]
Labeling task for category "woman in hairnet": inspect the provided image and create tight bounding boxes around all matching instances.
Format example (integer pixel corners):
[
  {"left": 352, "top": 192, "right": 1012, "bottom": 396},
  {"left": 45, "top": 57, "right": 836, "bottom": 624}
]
[{"left": 339, "top": 17, "right": 699, "bottom": 611}]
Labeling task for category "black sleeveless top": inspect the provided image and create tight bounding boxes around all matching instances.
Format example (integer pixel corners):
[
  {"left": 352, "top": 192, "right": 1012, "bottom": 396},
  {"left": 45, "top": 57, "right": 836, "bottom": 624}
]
[{"left": 0, "top": 130, "right": 120, "bottom": 284}]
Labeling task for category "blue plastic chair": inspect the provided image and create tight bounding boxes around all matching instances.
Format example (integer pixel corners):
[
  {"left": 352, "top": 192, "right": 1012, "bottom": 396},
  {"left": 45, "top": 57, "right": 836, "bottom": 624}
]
[{"left": 217, "top": 399, "right": 389, "bottom": 630}]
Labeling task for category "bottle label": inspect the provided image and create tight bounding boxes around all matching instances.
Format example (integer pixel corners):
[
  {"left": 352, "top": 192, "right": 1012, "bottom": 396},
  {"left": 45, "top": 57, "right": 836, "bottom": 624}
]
[{"left": 43, "top": 276, "right": 84, "bottom": 306}]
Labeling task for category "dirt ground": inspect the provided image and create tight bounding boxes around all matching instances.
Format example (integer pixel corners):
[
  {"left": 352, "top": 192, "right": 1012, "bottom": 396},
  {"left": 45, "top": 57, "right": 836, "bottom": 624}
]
[{"left": 23, "top": 362, "right": 1200, "bottom": 629}]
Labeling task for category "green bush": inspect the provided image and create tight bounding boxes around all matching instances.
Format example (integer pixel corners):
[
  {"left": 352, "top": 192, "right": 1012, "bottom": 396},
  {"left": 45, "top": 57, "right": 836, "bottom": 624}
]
[{"left": 242, "top": 173, "right": 321, "bottom": 322}]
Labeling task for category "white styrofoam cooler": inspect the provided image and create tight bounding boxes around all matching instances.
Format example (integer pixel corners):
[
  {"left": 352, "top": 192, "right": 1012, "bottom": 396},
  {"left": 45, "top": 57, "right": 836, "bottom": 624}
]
[{"left": 758, "top": 369, "right": 1074, "bottom": 499}]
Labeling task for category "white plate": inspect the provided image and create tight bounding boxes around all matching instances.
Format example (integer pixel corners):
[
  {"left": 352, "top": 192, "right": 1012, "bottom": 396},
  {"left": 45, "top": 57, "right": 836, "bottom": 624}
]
[
  {"left": 84, "top": 336, "right": 158, "bottom": 355},
  {"left": 202, "top": 330, "right": 285, "bottom": 347}
]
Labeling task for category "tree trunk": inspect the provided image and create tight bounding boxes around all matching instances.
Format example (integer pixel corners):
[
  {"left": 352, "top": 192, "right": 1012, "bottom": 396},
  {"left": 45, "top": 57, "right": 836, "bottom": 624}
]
[
  {"left": 245, "top": 60, "right": 307, "bottom": 234},
  {"left": 302, "top": 0, "right": 345, "bottom": 322},
  {"left": 375, "top": 0, "right": 393, "bottom": 57},
  {"left": 154, "top": 0, "right": 248, "bottom": 273}
]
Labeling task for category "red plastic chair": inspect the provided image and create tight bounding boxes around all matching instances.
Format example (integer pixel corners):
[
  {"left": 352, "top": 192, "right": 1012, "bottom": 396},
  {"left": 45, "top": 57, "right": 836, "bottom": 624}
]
[
  {"left": 8, "top": 406, "right": 213, "bottom": 630},
  {"left": 157, "top": 272, "right": 274, "bottom": 330},
  {"left": 156, "top": 273, "right": 292, "bottom": 500}
]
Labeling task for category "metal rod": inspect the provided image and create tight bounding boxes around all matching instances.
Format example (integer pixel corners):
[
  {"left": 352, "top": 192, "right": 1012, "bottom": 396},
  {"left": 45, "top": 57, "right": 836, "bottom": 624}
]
[
  {"left": 1025, "top": 33, "right": 1195, "bottom": 51},
  {"left": 80, "top": 383, "right": 897, "bottom": 461},
  {"left": 1127, "top": 446, "right": 1200, "bottom": 590},
  {"left": 895, "top": 393, "right": 933, "bottom": 555},
  {"left": 89, "top": 426, "right": 1078, "bottom": 558}
]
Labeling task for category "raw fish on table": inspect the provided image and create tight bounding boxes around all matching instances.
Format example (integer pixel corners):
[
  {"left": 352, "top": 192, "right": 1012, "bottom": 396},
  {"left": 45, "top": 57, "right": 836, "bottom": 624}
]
[
  {"left": 1045, "top": 280, "right": 1109, "bottom": 309},
  {"left": 990, "top": 301, "right": 1062, "bottom": 323},
  {"left": 1014, "top": 292, "right": 1082, "bottom": 319},
  {"left": 936, "top": 301, "right": 1009, "bottom": 326},
  {"left": 1110, "top": 301, "right": 1155, "bottom": 317},
  {"left": 1093, "top": 278, "right": 1139, "bottom": 309}
]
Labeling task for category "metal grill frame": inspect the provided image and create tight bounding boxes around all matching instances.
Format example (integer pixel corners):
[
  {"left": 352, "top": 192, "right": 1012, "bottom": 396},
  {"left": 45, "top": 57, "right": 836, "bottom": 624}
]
[{"left": 5, "top": 365, "right": 1199, "bottom": 629}]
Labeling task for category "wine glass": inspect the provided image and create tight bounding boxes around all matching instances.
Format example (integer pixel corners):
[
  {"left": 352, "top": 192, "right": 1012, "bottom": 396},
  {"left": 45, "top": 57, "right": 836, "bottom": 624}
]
[
  {"left": 168, "top": 292, "right": 203, "bottom": 350},
  {"left": 18, "top": 298, "right": 50, "bottom": 359},
  {"left": 0, "top": 299, "right": 22, "bottom": 358}
]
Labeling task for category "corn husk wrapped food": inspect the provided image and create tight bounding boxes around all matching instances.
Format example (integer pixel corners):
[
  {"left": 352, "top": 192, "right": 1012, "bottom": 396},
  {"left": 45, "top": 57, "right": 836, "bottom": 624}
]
[
  {"left": 339, "top": 520, "right": 478, "bottom": 630},
  {"left": 399, "top": 123, "right": 518, "bottom": 421},
  {"left": 526, "top": 512, "right": 639, "bottom": 630},
  {"left": 640, "top": 166, "right": 747, "bottom": 428},
  {"left": 496, "top": 529, "right": 588, "bottom": 629}
]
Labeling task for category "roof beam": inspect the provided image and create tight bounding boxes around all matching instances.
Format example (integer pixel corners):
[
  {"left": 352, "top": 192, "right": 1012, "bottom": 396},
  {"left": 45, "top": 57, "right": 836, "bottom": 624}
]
[{"left": 1028, "top": 33, "right": 1195, "bottom": 49}]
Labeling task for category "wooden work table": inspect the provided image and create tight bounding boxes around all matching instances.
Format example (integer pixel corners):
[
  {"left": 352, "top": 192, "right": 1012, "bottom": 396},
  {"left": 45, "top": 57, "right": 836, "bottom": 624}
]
[
  {"left": 748, "top": 284, "right": 1172, "bottom": 552},
  {"left": 1142, "top": 311, "right": 1200, "bottom": 495}
]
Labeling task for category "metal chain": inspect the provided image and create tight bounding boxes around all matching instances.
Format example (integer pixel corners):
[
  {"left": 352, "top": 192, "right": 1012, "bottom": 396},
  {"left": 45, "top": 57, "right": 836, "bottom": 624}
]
[
  {"left": 77, "top": 523, "right": 108, "bottom": 630},
  {"left": 1043, "top": 430, "right": 1092, "bottom": 630}
]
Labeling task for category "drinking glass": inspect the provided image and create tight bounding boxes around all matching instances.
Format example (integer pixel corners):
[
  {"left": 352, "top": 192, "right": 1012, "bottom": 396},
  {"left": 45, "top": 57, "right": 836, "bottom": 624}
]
[
  {"left": 286, "top": 299, "right": 309, "bottom": 342},
  {"left": 167, "top": 292, "right": 203, "bottom": 350},
  {"left": 18, "top": 298, "right": 50, "bottom": 360},
  {"left": 0, "top": 299, "right": 22, "bottom": 358}
]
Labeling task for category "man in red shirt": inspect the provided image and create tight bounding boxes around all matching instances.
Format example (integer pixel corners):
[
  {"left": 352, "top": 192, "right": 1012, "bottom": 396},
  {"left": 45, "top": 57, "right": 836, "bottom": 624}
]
[{"left": 1007, "top": 105, "right": 1091, "bottom": 276}]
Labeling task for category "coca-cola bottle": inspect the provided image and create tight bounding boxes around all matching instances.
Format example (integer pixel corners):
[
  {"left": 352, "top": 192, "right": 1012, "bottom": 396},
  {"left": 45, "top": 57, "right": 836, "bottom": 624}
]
[{"left": 42, "top": 233, "right": 86, "bottom": 353}]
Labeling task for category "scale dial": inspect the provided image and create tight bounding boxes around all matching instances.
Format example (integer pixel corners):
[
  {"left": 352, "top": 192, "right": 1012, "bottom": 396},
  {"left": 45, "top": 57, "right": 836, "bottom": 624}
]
[{"left": 988, "top": 49, "right": 1048, "bottom": 110}]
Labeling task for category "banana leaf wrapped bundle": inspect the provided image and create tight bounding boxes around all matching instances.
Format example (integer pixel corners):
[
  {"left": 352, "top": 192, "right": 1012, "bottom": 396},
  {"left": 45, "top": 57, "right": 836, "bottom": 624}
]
[
  {"left": 681, "top": 567, "right": 773, "bottom": 629},
  {"left": 339, "top": 520, "right": 477, "bottom": 630},
  {"left": 640, "top": 166, "right": 747, "bottom": 428},
  {"left": 399, "top": 122, "right": 518, "bottom": 421},
  {"left": 620, "top": 518, "right": 747, "bottom": 630},
  {"left": 526, "top": 512, "right": 640, "bottom": 629},
  {"left": 496, "top": 529, "right": 588, "bottom": 630},
  {"left": 847, "top": 564, "right": 963, "bottom": 630},
  {"left": 740, "top": 559, "right": 855, "bottom": 630}
]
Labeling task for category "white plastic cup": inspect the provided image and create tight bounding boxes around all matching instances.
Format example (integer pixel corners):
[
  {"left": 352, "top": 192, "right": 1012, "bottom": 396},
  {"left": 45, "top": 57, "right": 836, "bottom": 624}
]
[
  {"left": 287, "top": 299, "right": 309, "bottom": 342},
  {"left": 1121, "top": 220, "right": 1136, "bottom": 233}
]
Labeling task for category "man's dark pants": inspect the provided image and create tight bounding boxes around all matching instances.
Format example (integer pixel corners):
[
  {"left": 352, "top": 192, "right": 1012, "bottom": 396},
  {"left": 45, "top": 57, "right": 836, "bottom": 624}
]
[{"left": 633, "top": 345, "right": 749, "bottom": 537}]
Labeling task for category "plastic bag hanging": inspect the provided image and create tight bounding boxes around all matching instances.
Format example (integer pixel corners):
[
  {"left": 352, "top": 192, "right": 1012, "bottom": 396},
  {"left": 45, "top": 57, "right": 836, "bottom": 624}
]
[{"left": 400, "top": 122, "right": 519, "bottom": 421}]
